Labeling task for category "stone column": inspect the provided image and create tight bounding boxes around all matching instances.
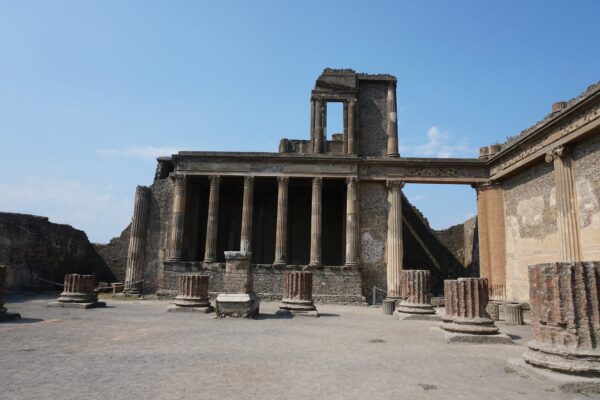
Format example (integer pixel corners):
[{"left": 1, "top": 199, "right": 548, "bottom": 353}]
[
  {"left": 347, "top": 99, "right": 356, "bottom": 154},
  {"left": 203, "top": 175, "right": 221, "bottom": 263},
  {"left": 167, "top": 274, "right": 213, "bottom": 312},
  {"left": 313, "top": 99, "right": 323, "bottom": 154},
  {"left": 125, "top": 185, "right": 151, "bottom": 294},
  {"left": 274, "top": 177, "right": 289, "bottom": 266},
  {"left": 397, "top": 270, "right": 435, "bottom": 315},
  {"left": 216, "top": 251, "right": 260, "bottom": 318},
  {"left": 504, "top": 303, "right": 524, "bottom": 325},
  {"left": 0, "top": 265, "right": 20, "bottom": 321},
  {"left": 345, "top": 177, "right": 360, "bottom": 267},
  {"left": 278, "top": 271, "right": 318, "bottom": 316},
  {"left": 545, "top": 146, "right": 582, "bottom": 262},
  {"left": 47, "top": 274, "right": 106, "bottom": 309},
  {"left": 168, "top": 175, "right": 186, "bottom": 261},
  {"left": 441, "top": 278, "right": 499, "bottom": 334},
  {"left": 240, "top": 176, "right": 254, "bottom": 253},
  {"left": 386, "top": 180, "right": 404, "bottom": 299},
  {"left": 524, "top": 262, "right": 600, "bottom": 375},
  {"left": 475, "top": 182, "right": 507, "bottom": 299},
  {"left": 309, "top": 99, "right": 315, "bottom": 151},
  {"left": 386, "top": 83, "right": 399, "bottom": 157},
  {"left": 310, "top": 177, "right": 323, "bottom": 266}
]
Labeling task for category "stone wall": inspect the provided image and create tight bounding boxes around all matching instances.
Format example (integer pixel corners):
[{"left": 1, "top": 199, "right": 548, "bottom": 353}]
[
  {"left": 434, "top": 217, "right": 479, "bottom": 276},
  {"left": 0, "top": 212, "right": 115, "bottom": 291},
  {"left": 503, "top": 161, "right": 559, "bottom": 302},
  {"left": 94, "top": 225, "right": 130, "bottom": 283},
  {"left": 357, "top": 81, "right": 389, "bottom": 157},
  {"left": 572, "top": 133, "right": 600, "bottom": 261}
]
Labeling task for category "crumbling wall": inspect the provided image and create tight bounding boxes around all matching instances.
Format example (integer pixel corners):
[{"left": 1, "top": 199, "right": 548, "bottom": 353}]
[
  {"left": 357, "top": 81, "right": 389, "bottom": 157},
  {"left": 94, "top": 225, "right": 130, "bottom": 283},
  {"left": 503, "top": 161, "right": 559, "bottom": 302},
  {"left": 0, "top": 213, "right": 115, "bottom": 291},
  {"left": 434, "top": 217, "right": 479, "bottom": 275},
  {"left": 572, "top": 133, "right": 600, "bottom": 261}
]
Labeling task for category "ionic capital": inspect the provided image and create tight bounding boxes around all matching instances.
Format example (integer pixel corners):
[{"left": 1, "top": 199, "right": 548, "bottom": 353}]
[
  {"left": 346, "top": 177, "right": 358, "bottom": 187},
  {"left": 545, "top": 145, "right": 567, "bottom": 163},
  {"left": 244, "top": 176, "right": 255, "bottom": 187},
  {"left": 386, "top": 180, "right": 404, "bottom": 190},
  {"left": 208, "top": 175, "right": 221, "bottom": 187},
  {"left": 472, "top": 181, "right": 502, "bottom": 192},
  {"left": 170, "top": 174, "right": 186, "bottom": 188},
  {"left": 312, "top": 177, "right": 323, "bottom": 188},
  {"left": 277, "top": 176, "right": 289, "bottom": 187}
]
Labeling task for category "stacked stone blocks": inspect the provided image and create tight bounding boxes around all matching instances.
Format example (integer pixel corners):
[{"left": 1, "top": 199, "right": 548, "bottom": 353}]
[{"left": 216, "top": 251, "right": 260, "bottom": 318}]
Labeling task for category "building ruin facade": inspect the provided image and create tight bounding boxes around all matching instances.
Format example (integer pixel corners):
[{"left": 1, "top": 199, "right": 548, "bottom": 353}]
[{"left": 122, "top": 68, "right": 600, "bottom": 305}]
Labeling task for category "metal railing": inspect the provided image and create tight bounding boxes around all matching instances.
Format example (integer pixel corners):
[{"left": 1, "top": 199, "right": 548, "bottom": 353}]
[{"left": 372, "top": 286, "right": 387, "bottom": 306}]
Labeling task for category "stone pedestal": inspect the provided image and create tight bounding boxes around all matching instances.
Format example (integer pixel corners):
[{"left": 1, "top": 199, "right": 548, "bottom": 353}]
[
  {"left": 524, "top": 262, "right": 600, "bottom": 378},
  {"left": 47, "top": 274, "right": 106, "bottom": 309},
  {"left": 277, "top": 271, "right": 318, "bottom": 317},
  {"left": 216, "top": 252, "right": 259, "bottom": 318},
  {"left": 0, "top": 266, "right": 20, "bottom": 321},
  {"left": 382, "top": 299, "right": 396, "bottom": 315},
  {"left": 167, "top": 274, "right": 214, "bottom": 313},
  {"left": 505, "top": 302, "right": 524, "bottom": 325},
  {"left": 396, "top": 270, "right": 435, "bottom": 318},
  {"left": 441, "top": 278, "right": 511, "bottom": 344},
  {"left": 485, "top": 301, "right": 500, "bottom": 321}
]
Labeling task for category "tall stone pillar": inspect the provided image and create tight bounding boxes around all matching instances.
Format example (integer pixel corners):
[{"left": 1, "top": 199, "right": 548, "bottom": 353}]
[
  {"left": 397, "top": 270, "right": 435, "bottom": 315},
  {"left": 386, "top": 180, "right": 404, "bottom": 299},
  {"left": 168, "top": 175, "right": 186, "bottom": 261},
  {"left": 524, "top": 262, "right": 600, "bottom": 375},
  {"left": 310, "top": 177, "right": 323, "bottom": 266},
  {"left": 0, "top": 266, "right": 20, "bottom": 321},
  {"left": 345, "top": 177, "right": 359, "bottom": 267},
  {"left": 167, "top": 274, "right": 214, "bottom": 313},
  {"left": 313, "top": 99, "right": 323, "bottom": 154},
  {"left": 386, "top": 83, "right": 399, "bottom": 157},
  {"left": 475, "top": 182, "right": 507, "bottom": 299},
  {"left": 347, "top": 99, "right": 356, "bottom": 154},
  {"left": 545, "top": 146, "right": 581, "bottom": 262},
  {"left": 274, "top": 177, "right": 289, "bottom": 266},
  {"left": 278, "top": 271, "right": 318, "bottom": 317},
  {"left": 125, "top": 185, "right": 151, "bottom": 294},
  {"left": 309, "top": 99, "right": 315, "bottom": 152},
  {"left": 204, "top": 175, "right": 221, "bottom": 263},
  {"left": 47, "top": 274, "right": 106, "bottom": 309},
  {"left": 240, "top": 176, "right": 254, "bottom": 253}
]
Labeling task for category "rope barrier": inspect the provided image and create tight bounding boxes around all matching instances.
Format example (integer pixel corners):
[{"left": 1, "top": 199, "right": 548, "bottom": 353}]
[
  {"left": 35, "top": 277, "right": 145, "bottom": 288},
  {"left": 37, "top": 277, "right": 64, "bottom": 287}
]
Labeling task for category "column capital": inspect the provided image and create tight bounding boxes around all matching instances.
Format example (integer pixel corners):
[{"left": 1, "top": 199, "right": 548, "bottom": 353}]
[
  {"left": 170, "top": 174, "right": 186, "bottom": 187},
  {"left": 312, "top": 177, "right": 323, "bottom": 187},
  {"left": 386, "top": 180, "right": 404, "bottom": 190},
  {"left": 346, "top": 177, "right": 358, "bottom": 186},
  {"left": 243, "top": 176, "right": 255, "bottom": 186},
  {"left": 208, "top": 175, "right": 221, "bottom": 185},
  {"left": 472, "top": 181, "right": 503, "bottom": 191},
  {"left": 545, "top": 145, "right": 568, "bottom": 163},
  {"left": 277, "top": 176, "right": 289, "bottom": 187}
]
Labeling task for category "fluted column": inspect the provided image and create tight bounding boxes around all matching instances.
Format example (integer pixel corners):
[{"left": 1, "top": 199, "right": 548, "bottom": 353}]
[
  {"left": 345, "top": 177, "right": 359, "bottom": 267},
  {"left": 309, "top": 99, "right": 315, "bottom": 152},
  {"left": 278, "top": 271, "right": 318, "bottom": 315},
  {"left": 545, "top": 146, "right": 581, "bottom": 262},
  {"left": 125, "top": 186, "right": 151, "bottom": 294},
  {"left": 524, "top": 262, "right": 600, "bottom": 375},
  {"left": 58, "top": 274, "right": 98, "bottom": 304},
  {"left": 386, "top": 180, "right": 404, "bottom": 299},
  {"left": 347, "top": 98, "right": 356, "bottom": 154},
  {"left": 397, "top": 270, "right": 435, "bottom": 314},
  {"left": 386, "top": 83, "right": 399, "bottom": 157},
  {"left": 310, "top": 177, "right": 323, "bottom": 266},
  {"left": 240, "top": 176, "right": 254, "bottom": 253},
  {"left": 171, "top": 274, "right": 212, "bottom": 310},
  {"left": 313, "top": 99, "right": 323, "bottom": 154},
  {"left": 204, "top": 175, "right": 221, "bottom": 263},
  {"left": 441, "top": 278, "right": 499, "bottom": 334},
  {"left": 168, "top": 175, "right": 186, "bottom": 261},
  {"left": 274, "top": 177, "right": 289, "bottom": 266}
]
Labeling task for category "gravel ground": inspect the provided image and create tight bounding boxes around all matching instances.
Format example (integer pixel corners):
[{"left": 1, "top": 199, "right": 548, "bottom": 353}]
[{"left": 0, "top": 294, "right": 592, "bottom": 400}]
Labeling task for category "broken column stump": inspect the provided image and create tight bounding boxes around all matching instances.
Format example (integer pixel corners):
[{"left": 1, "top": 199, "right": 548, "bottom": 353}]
[
  {"left": 504, "top": 302, "right": 524, "bottom": 325},
  {"left": 396, "top": 270, "right": 436, "bottom": 320},
  {"left": 216, "top": 251, "right": 260, "bottom": 318},
  {"left": 441, "top": 278, "right": 511, "bottom": 344},
  {"left": 382, "top": 299, "right": 396, "bottom": 315},
  {"left": 47, "top": 274, "right": 106, "bottom": 309},
  {"left": 167, "top": 274, "right": 214, "bottom": 313},
  {"left": 277, "top": 271, "right": 318, "bottom": 317},
  {"left": 0, "top": 266, "right": 20, "bottom": 321}
]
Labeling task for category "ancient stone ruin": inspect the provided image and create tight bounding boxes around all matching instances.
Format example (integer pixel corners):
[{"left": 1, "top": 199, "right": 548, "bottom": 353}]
[
  {"left": 167, "top": 274, "right": 214, "bottom": 313},
  {"left": 277, "top": 271, "right": 318, "bottom": 317},
  {"left": 47, "top": 274, "right": 106, "bottom": 309},
  {"left": 215, "top": 251, "right": 259, "bottom": 318},
  {"left": 395, "top": 269, "right": 435, "bottom": 318}
]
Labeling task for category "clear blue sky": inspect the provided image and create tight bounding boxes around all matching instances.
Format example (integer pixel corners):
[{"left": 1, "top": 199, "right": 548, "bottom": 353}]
[{"left": 1, "top": 1, "right": 598, "bottom": 243}]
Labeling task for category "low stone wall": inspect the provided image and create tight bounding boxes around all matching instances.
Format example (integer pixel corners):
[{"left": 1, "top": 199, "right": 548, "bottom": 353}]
[{"left": 161, "top": 262, "right": 366, "bottom": 304}]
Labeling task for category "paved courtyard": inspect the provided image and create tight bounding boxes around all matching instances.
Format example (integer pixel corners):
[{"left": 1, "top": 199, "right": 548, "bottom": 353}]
[{"left": 0, "top": 294, "right": 592, "bottom": 400}]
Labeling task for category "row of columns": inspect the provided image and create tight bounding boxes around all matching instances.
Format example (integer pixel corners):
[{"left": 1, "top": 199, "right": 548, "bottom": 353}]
[
  {"left": 167, "top": 175, "right": 361, "bottom": 267},
  {"left": 310, "top": 98, "right": 357, "bottom": 155}
]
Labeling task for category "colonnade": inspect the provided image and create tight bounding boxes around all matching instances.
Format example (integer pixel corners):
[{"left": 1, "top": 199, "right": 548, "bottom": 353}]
[{"left": 167, "top": 175, "right": 365, "bottom": 267}]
